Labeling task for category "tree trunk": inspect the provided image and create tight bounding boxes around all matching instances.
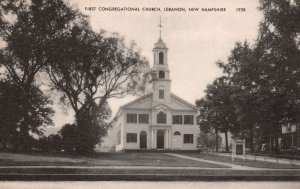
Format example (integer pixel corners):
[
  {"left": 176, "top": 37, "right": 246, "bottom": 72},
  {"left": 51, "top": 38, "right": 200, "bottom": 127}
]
[
  {"left": 274, "top": 124, "right": 280, "bottom": 153},
  {"left": 250, "top": 125, "right": 254, "bottom": 152},
  {"left": 215, "top": 128, "right": 219, "bottom": 152},
  {"left": 225, "top": 131, "right": 229, "bottom": 152},
  {"left": 275, "top": 135, "right": 279, "bottom": 153},
  {"left": 1, "top": 142, "right": 7, "bottom": 151}
]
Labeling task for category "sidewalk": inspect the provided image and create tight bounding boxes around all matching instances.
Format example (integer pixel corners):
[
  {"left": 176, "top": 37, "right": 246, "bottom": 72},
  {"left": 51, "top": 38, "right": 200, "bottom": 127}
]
[
  {"left": 208, "top": 152, "right": 300, "bottom": 166},
  {"left": 167, "top": 153, "right": 258, "bottom": 170}
]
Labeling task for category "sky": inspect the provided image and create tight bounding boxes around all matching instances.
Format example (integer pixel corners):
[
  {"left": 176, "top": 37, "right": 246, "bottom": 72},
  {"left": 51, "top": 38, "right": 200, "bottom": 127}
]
[{"left": 44, "top": 0, "right": 264, "bottom": 135}]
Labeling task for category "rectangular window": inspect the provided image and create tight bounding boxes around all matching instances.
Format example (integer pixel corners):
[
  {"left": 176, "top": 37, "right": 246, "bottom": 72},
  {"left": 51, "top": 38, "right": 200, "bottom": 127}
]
[
  {"left": 184, "top": 134, "right": 194, "bottom": 144},
  {"left": 159, "top": 89, "right": 164, "bottom": 99},
  {"left": 139, "top": 114, "right": 149, "bottom": 124},
  {"left": 127, "top": 113, "right": 137, "bottom": 123},
  {"left": 184, "top": 115, "right": 194, "bottom": 125},
  {"left": 126, "top": 133, "right": 137, "bottom": 143},
  {"left": 172, "top": 115, "right": 183, "bottom": 124}
]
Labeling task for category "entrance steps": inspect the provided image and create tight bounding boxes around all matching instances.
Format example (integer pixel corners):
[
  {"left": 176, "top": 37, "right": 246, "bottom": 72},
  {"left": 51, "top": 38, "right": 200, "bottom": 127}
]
[{"left": 122, "top": 149, "right": 200, "bottom": 153}]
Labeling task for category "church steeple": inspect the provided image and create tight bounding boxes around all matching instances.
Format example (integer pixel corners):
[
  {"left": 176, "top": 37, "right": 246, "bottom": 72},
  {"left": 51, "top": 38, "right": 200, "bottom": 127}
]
[
  {"left": 153, "top": 18, "right": 169, "bottom": 77},
  {"left": 152, "top": 18, "right": 171, "bottom": 104}
]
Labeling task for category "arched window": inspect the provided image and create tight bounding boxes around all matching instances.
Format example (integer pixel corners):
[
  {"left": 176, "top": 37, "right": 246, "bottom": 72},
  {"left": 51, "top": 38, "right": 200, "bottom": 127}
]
[
  {"left": 159, "top": 52, "right": 164, "bottom": 65},
  {"left": 157, "top": 111, "right": 166, "bottom": 124},
  {"left": 174, "top": 131, "right": 181, "bottom": 135},
  {"left": 159, "top": 70, "right": 165, "bottom": 79}
]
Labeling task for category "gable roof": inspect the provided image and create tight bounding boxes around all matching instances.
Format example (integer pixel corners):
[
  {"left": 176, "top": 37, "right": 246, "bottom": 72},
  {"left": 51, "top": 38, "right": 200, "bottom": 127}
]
[
  {"left": 113, "top": 92, "right": 198, "bottom": 121},
  {"left": 113, "top": 93, "right": 153, "bottom": 120},
  {"left": 171, "top": 93, "right": 198, "bottom": 111}
]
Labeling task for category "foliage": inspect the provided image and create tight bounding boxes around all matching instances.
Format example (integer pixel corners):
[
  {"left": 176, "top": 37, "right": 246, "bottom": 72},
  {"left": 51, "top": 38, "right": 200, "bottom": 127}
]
[
  {"left": 59, "top": 124, "right": 77, "bottom": 153},
  {"left": 0, "top": 0, "right": 78, "bottom": 150},
  {"left": 196, "top": 76, "right": 239, "bottom": 151},
  {"left": 0, "top": 79, "right": 23, "bottom": 149},
  {"left": 197, "top": 132, "right": 222, "bottom": 151},
  {"left": 75, "top": 102, "right": 112, "bottom": 154},
  {"left": 58, "top": 102, "right": 112, "bottom": 154},
  {"left": 0, "top": 79, "right": 54, "bottom": 150},
  {"left": 34, "top": 134, "right": 62, "bottom": 152},
  {"left": 198, "top": 0, "right": 300, "bottom": 153},
  {"left": 47, "top": 15, "right": 150, "bottom": 154}
]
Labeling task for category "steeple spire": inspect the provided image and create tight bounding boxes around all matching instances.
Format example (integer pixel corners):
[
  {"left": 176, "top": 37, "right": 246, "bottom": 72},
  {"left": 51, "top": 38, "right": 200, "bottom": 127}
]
[{"left": 158, "top": 17, "right": 162, "bottom": 39}]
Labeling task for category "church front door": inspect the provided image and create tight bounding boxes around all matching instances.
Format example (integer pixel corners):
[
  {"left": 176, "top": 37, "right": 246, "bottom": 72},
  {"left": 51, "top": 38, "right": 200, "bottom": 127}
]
[
  {"left": 157, "top": 130, "right": 164, "bottom": 149},
  {"left": 140, "top": 131, "right": 147, "bottom": 149}
]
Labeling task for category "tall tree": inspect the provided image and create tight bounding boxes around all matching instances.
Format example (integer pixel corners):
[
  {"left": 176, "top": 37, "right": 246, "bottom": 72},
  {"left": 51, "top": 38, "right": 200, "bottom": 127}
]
[
  {"left": 0, "top": 79, "right": 54, "bottom": 150},
  {"left": 217, "top": 41, "right": 263, "bottom": 152},
  {"left": 0, "top": 0, "right": 78, "bottom": 150},
  {"left": 256, "top": 0, "right": 300, "bottom": 151},
  {"left": 196, "top": 76, "right": 239, "bottom": 152},
  {"left": 48, "top": 19, "right": 150, "bottom": 154}
]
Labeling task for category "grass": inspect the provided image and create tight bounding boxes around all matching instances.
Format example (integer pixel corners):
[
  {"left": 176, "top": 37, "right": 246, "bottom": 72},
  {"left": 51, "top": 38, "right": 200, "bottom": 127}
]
[
  {"left": 0, "top": 152, "right": 300, "bottom": 181},
  {"left": 0, "top": 152, "right": 228, "bottom": 168},
  {"left": 187, "top": 153, "right": 300, "bottom": 169}
]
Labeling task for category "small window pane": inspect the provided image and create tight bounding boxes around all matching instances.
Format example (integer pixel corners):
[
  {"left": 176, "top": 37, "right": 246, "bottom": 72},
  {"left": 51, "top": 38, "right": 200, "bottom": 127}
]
[
  {"left": 174, "top": 131, "right": 181, "bottom": 135},
  {"left": 127, "top": 133, "right": 137, "bottom": 143},
  {"left": 159, "top": 71, "right": 165, "bottom": 79},
  {"left": 139, "top": 114, "right": 149, "bottom": 124},
  {"left": 173, "top": 115, "right": 183, "bottom": 124},
  {"left": 183, "top": 134, "right": 193, "bottom": 144},
  {"left": 184, "top": 115, "right": 194, "bottom": 125},
  {"left": 127, "top": 113, "right": 137, "bottom": 123}
]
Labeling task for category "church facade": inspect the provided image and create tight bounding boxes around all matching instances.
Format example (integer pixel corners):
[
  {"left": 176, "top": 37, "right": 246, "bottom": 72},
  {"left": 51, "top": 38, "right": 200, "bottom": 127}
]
[{"left": 114, "top": 35, "right": 199, "bottom": 151}]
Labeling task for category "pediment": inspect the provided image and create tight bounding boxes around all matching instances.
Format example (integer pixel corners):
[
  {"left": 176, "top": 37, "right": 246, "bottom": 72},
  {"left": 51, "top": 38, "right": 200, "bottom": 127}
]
[
  {"left": 170, "top": 94, "right": 198, "bottom": 111},
  {"left": 122, "top": 93, "right": 153, "bottom": 109},
  {"left": 153, "top": 103, "right": 172, "bottom": 110}
]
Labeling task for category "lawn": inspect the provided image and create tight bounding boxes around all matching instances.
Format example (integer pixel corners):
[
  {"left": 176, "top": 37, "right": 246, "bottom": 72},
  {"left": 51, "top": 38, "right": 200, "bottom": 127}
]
[
  {"left": 187, "top": 153, "right": 300, "bottom": 169},
  {"left": 0, "top": 152, "right": 300, "bottom": 181},
  {"left": 0, "top": 152, "right": 228, "bottom": 168}
]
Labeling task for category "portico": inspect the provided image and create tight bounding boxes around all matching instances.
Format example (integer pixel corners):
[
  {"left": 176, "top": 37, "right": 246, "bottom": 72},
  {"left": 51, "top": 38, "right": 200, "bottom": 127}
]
[{"left": 150, "top": 126, "right": 172, "bottom": 149}]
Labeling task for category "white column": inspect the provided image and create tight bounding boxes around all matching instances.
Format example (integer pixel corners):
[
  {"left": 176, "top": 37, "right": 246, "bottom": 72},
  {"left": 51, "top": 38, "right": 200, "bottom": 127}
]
[
  {"left": 152, "top": 130, "right": 154, "bottom": 148},
  {"left": 154, "top": 129, "right": 157, "bottom": 148},
  {"left": 168, "top": 130, "right": 170, "bottom": 148},
  {"left": 166, "top": 130, "right": 169, "bottom": 148}
]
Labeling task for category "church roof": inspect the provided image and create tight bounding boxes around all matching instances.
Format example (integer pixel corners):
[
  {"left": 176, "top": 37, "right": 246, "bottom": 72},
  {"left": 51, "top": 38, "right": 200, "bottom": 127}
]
[{"left": 153, "top": 37, "right": 168, "bottom": 50}]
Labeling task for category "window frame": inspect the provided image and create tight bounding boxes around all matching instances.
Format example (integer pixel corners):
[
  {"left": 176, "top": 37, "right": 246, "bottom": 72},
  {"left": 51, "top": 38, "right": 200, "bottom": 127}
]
[
  {"left": 126, "top": 133, "right": 137, "bottom": 143},
  {"left": 159, "top": 89, "right": 164, "bottom": 99},
  {"left": 159, "top": 70, "right": 165, "bottom": 79},
  {"left": 127, "top": 113, "right": 137, "bottom": 123},
  {"left": 172, "top": 115, "right": 183, "bottom": 124},
  {"left": 159, "top": 52, "right": 164, "bottom": 65},
  {"left": 157, "top": 111, "right": 167, "bottom": 124},
  {"left": 138, "top": 114, "right": 149, "bottom": 124},
  {"left": 184, "top": 115, "right": 194, "bottom": 125},
  {"left": 183, "top": 134, "right": 194, "bottom": 144}
]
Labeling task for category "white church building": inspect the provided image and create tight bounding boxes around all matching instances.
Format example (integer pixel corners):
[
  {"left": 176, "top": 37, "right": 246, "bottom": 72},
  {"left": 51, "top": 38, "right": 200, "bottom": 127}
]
[{"left": 114, "top": 33, "right": 200, "bottom": 151}]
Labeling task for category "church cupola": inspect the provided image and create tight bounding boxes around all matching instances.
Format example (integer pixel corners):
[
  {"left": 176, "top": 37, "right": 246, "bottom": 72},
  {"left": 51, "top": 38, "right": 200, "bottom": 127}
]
[
  {"left": 152, "top": 18, "right": 171, "bottom": 104},
  {"left": 153, "top": 38, "right": 169, "bottom": 79}
]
